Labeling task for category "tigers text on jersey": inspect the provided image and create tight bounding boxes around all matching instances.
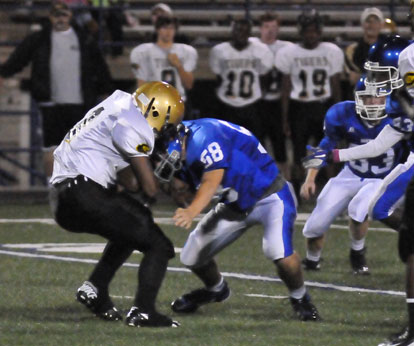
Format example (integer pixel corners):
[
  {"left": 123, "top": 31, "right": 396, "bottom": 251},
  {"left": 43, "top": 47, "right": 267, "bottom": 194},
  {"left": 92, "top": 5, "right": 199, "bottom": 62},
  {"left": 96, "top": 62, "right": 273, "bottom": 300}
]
[
  {"left": 130, "top": 43, "right": 198, "bottom": 101},
  {"left": 209, "top": 41, "right": 273, "bottom": 107},
  {"left": 275, "top": 42, "right": 344, "bottom": 102},
  {"left": 249, "top": 37, "right": 293, "bottom": 101},
  {"left": 179, "top": 118, "right": 279, "bottom": 210},
  {"left": 320, "top": 101, "right": 404, "bottom": 179},
  {"left": 50, "top": 90, "right": 155, "bottom": 188}
]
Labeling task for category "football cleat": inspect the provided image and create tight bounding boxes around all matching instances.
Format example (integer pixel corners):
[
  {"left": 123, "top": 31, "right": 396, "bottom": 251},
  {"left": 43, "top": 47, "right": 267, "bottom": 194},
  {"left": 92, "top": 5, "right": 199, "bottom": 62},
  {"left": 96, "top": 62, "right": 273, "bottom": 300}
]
[
  {"left": 350, "top": 248, "right": 370, "bottom": 275},
  {"left": 302, "top": 258, "right": 321, "bottom": 271},
  {"left": 171, "top": 281, "right": 231, "bottom": 313},
  {"left": 378, "top": 327, "right": 414, "bottom": 346},
  {"left": 125, "top": 306, "right": 179, "bottom": 327},
  {"left": 76, "top": 281, "right": 122, "bottom": 321},
  {"left": 290, "top": 293, "right": 321, "bottom": 321}
]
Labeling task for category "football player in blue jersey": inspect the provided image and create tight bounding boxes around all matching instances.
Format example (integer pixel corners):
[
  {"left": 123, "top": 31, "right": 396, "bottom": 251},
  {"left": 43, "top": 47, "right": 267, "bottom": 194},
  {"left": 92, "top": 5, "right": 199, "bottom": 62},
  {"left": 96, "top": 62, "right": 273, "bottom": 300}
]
[
  {"left": 302, "top": 34, "right": 414, "bottom": 345},
  {"left": 303, "top": 35, "right": 412, "bottom": 232},
  {"left": 155, "top": 118, "right": 321, "bottom": 321},
  {"left": 301, "top": 75, "right": 405, "bottom": 275}
]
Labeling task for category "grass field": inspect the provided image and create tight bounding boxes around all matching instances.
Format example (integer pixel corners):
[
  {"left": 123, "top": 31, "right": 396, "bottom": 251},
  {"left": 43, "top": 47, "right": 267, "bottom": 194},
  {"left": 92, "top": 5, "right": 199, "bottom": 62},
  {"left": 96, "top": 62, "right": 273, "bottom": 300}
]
[{"left": 0, "top": 202, "right": 408, "bottom": 346}]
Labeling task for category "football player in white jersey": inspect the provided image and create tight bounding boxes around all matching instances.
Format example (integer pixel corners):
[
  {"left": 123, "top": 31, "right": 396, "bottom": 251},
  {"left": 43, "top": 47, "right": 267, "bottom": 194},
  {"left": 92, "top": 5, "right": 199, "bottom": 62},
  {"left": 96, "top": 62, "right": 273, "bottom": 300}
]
[
  {"left": 49, "top": 82, "right": 184, "bottom": 328},
  {"left": 130, "top": 16, "right": 198, "bottom": 117},
  {"left": 250, "top": 12, "right": 293, "bottom": 179},
  {"left": 275, "top": 9, "right": 344, "bottom": 199},
  {"left": 209, "top": 18, "right": 273, "bottom": 140}
]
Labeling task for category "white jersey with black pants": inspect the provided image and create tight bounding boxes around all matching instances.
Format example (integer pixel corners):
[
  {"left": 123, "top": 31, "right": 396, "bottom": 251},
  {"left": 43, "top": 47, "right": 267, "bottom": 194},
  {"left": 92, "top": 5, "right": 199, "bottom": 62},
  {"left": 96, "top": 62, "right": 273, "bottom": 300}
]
[
  {"left": 209, "top": 40, "right": 273, "bottom": 141},
  {"left": 49, "top": 90, "right": 174, "bottom": 314}
]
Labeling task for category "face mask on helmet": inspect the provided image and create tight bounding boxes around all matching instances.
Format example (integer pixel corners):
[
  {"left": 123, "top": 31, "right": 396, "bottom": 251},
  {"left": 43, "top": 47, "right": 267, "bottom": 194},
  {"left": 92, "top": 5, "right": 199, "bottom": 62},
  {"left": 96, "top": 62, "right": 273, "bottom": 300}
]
[
  {"left": 364, "top": 35, "right": 411, "bottom": 96},
  {"left": 154, "top": 124, "right": 188, "bottom": 183},
  {"left": 355, "top": 76, "right": 387, "bottom": 123},
  {"left": 133, "top": 81, "right": 185, "bottom": 138}
]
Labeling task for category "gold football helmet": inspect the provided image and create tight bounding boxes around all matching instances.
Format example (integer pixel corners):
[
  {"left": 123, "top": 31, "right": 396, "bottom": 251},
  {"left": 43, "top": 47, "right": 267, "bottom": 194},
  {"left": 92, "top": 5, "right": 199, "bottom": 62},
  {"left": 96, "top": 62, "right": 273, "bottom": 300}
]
[{"left": 133, "top": 81, "right": 185, "bottom": 137}]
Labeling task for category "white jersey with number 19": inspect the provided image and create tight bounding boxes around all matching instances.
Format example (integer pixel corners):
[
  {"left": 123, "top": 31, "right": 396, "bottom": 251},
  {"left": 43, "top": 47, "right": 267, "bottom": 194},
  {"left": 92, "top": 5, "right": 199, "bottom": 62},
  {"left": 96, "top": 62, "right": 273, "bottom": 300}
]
[{"left": 275, "top": 42, "right": 344, "bottom": 102}]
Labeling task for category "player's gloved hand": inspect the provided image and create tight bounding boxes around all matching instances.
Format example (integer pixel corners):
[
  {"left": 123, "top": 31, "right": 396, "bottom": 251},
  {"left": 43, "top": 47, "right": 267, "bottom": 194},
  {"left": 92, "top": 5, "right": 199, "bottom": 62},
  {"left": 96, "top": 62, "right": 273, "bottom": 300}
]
[{"left": 302, "top": 146, "right": 332, "bottom": 169}]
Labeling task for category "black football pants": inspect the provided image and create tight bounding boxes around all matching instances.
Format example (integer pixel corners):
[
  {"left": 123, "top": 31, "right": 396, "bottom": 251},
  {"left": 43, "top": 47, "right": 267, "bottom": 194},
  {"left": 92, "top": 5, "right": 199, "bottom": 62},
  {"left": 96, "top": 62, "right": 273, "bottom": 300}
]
[
  {"left": 49, "top": 175, "right": 175, "bottom": 312},
  {"left": 399, "top": 176, "right": 414, "bottom": 263}
]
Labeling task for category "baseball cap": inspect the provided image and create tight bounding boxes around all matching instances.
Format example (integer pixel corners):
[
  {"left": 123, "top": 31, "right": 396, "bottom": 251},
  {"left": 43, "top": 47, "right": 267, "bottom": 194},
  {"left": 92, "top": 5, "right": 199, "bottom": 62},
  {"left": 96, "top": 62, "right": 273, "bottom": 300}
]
[
  {"left": 50, "top": 2, "right": 71, "bottom": 16},
  {"left": 151, "top": 3, "right": 173, "bottom": 15},
  {"left": 360, "top": 7, "right": 384, "bottom": 24}
]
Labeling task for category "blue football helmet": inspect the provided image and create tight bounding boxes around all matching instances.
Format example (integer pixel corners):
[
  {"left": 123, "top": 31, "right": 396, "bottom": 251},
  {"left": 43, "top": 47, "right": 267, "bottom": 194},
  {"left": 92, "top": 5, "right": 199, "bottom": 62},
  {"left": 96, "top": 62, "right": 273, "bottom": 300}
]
[
  {"left": 355, "top": 75, "right": 386, "bottom": 122},
  {"left": 154, "top": 124, "right": 188, "bottom": 183},
  {"left": 364, "top": 35, "right": 411, "bottom": 96}
]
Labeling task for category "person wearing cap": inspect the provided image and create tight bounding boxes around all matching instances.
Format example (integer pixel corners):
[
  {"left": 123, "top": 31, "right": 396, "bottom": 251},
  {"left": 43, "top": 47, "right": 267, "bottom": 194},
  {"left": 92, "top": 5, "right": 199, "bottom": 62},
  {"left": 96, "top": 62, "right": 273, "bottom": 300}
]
[
  {"left": 130, "top": 15, "right": 197, "bottom": 118},
  {"left": 0, "top": 1, "right": 112, "bottom": 180},
  {"left": 144, "top": 3, "right": 189, "bottom": 44},
  {"left": 151, "top": 2, "right": 173, "bottom": 25},
  {"left": 344, "top": 7, "right": 385, "bottom": 93}
]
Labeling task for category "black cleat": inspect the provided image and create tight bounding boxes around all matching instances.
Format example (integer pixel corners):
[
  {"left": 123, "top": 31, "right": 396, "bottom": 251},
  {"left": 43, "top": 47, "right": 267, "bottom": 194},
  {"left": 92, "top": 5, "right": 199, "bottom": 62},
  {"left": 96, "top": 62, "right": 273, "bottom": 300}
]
[
  {"left": 302, "top": 258, "right": 321, "bottom": 271},
  {"left": 378, "top": 327, "right": 414, "bottom": 346},
  {"left": 125, "top": 306, "right": 179, "bottom": 327},
  {"left": 171, "top": 281, "right": 231, "bottom": 313},
  {"left": 290, "top": 293, "right": 321, "bottom": 321},
  {"left": 76, "top": 281, "right": 122, "bottom": 321},
  {"left": 350, "top": 248, "right": 370, "bottom": 275}
]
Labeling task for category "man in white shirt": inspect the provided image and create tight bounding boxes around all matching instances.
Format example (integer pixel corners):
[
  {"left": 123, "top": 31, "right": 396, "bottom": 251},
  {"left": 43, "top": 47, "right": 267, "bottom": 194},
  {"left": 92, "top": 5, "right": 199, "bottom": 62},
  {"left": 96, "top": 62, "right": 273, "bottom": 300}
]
[{"left": 49, "top": 81, "right": 184, "bottom": 328}]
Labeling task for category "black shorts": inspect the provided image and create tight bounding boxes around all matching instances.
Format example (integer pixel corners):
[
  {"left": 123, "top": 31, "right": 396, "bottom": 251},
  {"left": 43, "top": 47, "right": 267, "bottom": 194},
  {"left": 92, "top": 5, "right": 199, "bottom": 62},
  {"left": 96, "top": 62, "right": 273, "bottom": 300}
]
[
  {"left": 40, "top": 104, "right": 86, "bottom": 148},
  {"left": 260, "top": 99, "right": 286, "bottom": 163},
  {"left": 399, "top": 176, "right": 414, "bottom": 262},
  {"left": 288, "top": 99, "right": 331, "bottom": 165},
  {"left": 49, "top": 175, "right": 174, "bottom": 256}
]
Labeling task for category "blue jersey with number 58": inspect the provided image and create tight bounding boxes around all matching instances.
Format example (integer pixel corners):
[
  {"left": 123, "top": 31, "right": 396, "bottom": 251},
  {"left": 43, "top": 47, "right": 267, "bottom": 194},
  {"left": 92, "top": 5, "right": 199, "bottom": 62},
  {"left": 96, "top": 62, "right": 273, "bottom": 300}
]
[
  {"left": 319, "top": 101, "right": 404, "bottom": 179},
  {"left": 181, "top": 118, "right": 279, "bottom": 210}
]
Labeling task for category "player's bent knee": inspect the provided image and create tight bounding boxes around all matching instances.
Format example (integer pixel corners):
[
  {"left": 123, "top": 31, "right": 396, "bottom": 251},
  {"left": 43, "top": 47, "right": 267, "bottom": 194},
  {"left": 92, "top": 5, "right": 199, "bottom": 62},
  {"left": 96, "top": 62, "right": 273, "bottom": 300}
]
[{"left": 263, "top": 243, "right": 293, "bottom": 261}]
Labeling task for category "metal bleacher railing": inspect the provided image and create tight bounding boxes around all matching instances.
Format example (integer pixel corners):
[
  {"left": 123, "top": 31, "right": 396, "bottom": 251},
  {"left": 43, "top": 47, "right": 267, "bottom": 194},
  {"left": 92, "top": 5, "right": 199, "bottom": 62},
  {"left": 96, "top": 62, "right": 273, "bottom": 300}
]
[{"left": 0, "top": 0, "right": 410, "bottom": 187}]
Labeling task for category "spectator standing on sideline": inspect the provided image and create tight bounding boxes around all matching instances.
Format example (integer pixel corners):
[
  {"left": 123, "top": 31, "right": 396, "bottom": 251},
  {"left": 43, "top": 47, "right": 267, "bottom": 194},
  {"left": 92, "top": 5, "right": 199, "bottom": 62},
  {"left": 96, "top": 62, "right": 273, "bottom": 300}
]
[
  {"left": 250, "top": 12, "right": 293, "bottom": 179},
  {"left": 275, "top": 10, "right": 343, "bottom": 199},
  {"left": 344, "top": 7, "right": 384, "bottom": 95},
  {"left": 149, "top": 3, "right": 190, "bottom": 44},
  {"left": 130, "top": 15, "right": 197, "bottom": 119},
  {"left": 0, "top": 1, "right": 112, "bottom": 179},
  {"left": 209, "top": 18, "right": 273, "bottom": 141}
]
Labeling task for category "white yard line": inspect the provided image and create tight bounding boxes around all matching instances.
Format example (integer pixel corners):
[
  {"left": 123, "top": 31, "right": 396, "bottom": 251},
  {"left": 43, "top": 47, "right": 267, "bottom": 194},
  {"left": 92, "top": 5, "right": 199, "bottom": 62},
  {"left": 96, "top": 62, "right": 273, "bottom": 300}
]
[
  {"left": 0, "top": 215, "right": 396, "bottom": 233},
  {"left": 0, "top": 249, "right": 405, "bottom": 297}
]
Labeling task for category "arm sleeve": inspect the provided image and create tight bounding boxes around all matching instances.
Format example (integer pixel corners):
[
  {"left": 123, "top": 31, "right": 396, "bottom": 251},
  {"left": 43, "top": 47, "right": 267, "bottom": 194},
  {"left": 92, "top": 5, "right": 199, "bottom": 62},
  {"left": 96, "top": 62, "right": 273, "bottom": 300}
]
[
  {"left": 274, "top": 46, "right": 291, "bottom": 74},
  {"left": 112, "top": 118, "right": 153, "bottom": 158},
  {"left": 337, "top": 124, "right": 404, "bottom": 162},
  {"left": 330, "top": 45, "right": 345, "bottom": 76},
  {"left": 209, "top": 45, "right": 222, "bottom": 75},
  {"left": 0, "top": 34, "right": 36, "bottom": 77},
  {"left": 318, "top": 106, "right": 342, "bottom": 150},
  {"left": 182, "top": 46, "right": 198, "bottom": 72},
  {"left": 130, "top": 45, "right": 148, "bottom": 80}
]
